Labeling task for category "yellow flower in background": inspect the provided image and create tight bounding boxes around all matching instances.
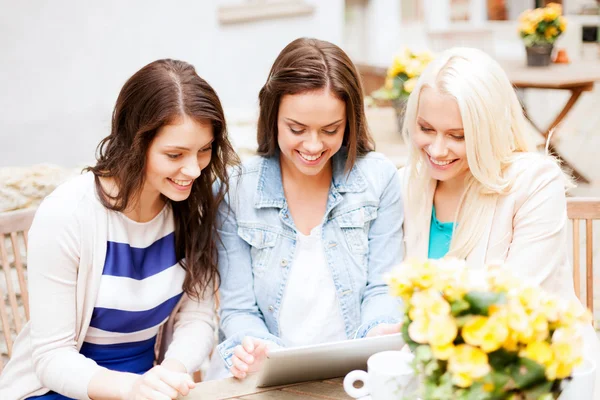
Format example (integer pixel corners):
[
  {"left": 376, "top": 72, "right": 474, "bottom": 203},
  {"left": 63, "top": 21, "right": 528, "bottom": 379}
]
[
  {"left": 503, "top": 331, "right": 520, "bottom": 352},
  {"left": 462, "top": 315, "right": 508, "bottom": 353},
  {"left": 432, "top": 343, "right": 455, "bottom": 360},
  {"left": 521, "top": 341, "right": 554, "bottom": 367},
  {"left": 403, "top": 77, "right": 418, "bottom": 94},
  {"left": 506, "top": 299, "right": 534, "bottom": 343},
  {"left": 385, "top": 266, "right": 414, "bottom": 300},
  {"left": 538, "top": 294, "right": 561, "bottom": 323},
  {"left": 559, "top": 300, "right": 593, "bottom": 328},
  {"left": 448, "top": 345, "right": 491, "bottom": 388},
  {"left": 543, "top": 6, "right": 560, "bottom": 21},
  {"left": 545, "top": 26, "right": 558, "bottom": 39},
  {"left": 428, "top": 314, "right": 457, "bottom": 347},
  {"left": 515, "top": 286, "right": 542, "bottom": 311},
  {"left": 530, "top": 312, "right": 550, "bottom": 341},
  {"left": 408, "top": 318, "right": 430, "bottom": 344},
  {"left": 558, "top": 16, "right": 567, "bottom": 32},
  {"left": 520, "top": 21, "right": 536, "bottom": 35},
  {"left": 410, "top": 289, "right": 450, "bottom": 319},
  {"left": 547, "top": 2, "right": 563, "bottom": 15},
  {"left": 387, "top": 57, "right": 405, "bottom": 79}
]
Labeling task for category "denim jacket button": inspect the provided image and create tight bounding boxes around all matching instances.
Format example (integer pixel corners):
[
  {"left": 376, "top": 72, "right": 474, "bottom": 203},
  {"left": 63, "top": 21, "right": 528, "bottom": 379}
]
[
  {"left": 280, "top": 259, "right": 288, "bottom": 267},
  {"left": 268, "top": 305, "right": 274, "bottom": 312}
]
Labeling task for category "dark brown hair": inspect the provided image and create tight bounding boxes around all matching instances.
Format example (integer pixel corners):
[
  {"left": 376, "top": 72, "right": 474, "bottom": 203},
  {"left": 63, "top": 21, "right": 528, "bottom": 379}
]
[
  {"left": 257, "top": 37, "right": 374, "bottom": 171},
  {"left": 86, "top": 59, "right": 239, "bottom": 299}
]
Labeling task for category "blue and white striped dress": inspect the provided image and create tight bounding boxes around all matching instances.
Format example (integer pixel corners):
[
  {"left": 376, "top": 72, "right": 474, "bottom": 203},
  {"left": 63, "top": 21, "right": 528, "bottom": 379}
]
[{"left": 29, "top": 205, "right": 185, "bottom": 400}]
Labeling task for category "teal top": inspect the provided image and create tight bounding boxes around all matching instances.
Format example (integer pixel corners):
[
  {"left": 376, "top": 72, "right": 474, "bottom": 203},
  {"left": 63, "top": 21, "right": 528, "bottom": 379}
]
[{"left": 428, "top": 206, "right": 455, "bottom": 259}]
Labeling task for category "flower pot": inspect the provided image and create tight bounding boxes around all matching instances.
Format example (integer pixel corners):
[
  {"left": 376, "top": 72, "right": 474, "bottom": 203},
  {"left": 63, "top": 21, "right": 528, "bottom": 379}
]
[{"left": 526, "top": 43, "right": 554, "bottom": 67}]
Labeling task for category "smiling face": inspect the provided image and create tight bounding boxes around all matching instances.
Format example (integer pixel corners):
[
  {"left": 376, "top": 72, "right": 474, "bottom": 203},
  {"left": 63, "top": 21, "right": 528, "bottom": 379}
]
[
  {"left": 143, "top": 115, "right": 214, "bottom": 203},
  {"left": 412, "top": 87, "right": 470, "bottom": 186},
  {"left": 277, "top": 89, "right": 346, "bottom": 178}
]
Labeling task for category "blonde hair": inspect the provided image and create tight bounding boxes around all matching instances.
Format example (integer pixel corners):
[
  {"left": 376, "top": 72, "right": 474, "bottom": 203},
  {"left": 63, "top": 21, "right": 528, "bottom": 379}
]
[{"left": 402, "top": 47, "right": 563, "bottom": 258}]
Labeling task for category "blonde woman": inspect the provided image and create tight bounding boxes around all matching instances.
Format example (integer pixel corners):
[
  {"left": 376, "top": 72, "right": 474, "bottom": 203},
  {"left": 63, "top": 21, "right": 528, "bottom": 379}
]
[{"left": 399, "top": 47, "right": 599, "bottom": 392}]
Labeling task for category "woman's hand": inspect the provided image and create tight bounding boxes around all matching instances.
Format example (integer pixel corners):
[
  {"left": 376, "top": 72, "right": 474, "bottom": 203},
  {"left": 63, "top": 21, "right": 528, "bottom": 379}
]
[
  {"left": 122, "top": 365, "right": 196, "bottom": 400},
  {"left": 366, "top": 322, "right": 403, "bottom": 338},
  {"left": 230, "top": 337, "right": 279, "bottom": 379}
]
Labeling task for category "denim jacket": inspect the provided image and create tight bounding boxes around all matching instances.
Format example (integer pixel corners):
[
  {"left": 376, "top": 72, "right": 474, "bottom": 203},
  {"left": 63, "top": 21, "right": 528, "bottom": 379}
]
[{"left": 216, "top": 149, "right": 404, "bottom": 368}]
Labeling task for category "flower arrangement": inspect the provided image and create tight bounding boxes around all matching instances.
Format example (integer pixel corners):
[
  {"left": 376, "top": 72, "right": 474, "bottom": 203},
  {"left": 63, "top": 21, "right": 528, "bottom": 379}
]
[
  {"left": 386, "top": 258, "right": 591, "bottom": 399},
  {"left": 372, "top": 48, "right": 435, "bottom": 101},
  {"left": 518, "top": 3, "right": 567, "bottom": 47}
]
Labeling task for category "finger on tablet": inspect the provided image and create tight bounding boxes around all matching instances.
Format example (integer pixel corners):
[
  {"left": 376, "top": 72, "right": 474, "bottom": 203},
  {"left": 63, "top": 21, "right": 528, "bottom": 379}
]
[
  {"left": 234, "top": 344, "right": 254, "bottom": 364},
  {"left": 242, "top": 336, "right": 255, "bottom": 353},
  {"left": 232, "top": 355, "right": 249, "bottom": 372}
]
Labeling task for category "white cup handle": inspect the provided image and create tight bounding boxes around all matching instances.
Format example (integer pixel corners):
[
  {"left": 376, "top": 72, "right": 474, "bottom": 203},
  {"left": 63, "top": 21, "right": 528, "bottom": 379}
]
[{"left": 343, "top": 370, "right": 369, "bottom": 398}]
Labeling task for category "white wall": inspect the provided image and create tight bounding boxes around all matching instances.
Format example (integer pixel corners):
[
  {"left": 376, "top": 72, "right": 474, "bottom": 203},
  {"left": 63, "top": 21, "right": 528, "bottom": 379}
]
[{"left": 0, "top": 0, "right": 344, "bottom": 167}]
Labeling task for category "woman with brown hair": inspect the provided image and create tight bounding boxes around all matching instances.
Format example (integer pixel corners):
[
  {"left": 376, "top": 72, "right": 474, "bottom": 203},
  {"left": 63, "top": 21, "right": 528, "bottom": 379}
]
[
  {"left": 0, "top": 59, "right": 238, "bottom": 399},
  {"left": 212, "top": 38, "right": 404, "bottom": 379}
]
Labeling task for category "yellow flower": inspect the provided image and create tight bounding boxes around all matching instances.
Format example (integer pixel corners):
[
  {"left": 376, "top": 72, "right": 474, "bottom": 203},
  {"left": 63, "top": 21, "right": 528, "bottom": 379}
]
[
  {"left": 530, "top": 312, "right": 549, "bottom": 341},
  {"left": 503, "top": 331, "right": 520, "bottom": 352},
  {"left": 559, "top": 300, "right": 593, "bottom": 328},
  {"left": 520, "top": 341, "right": 554, "bottom": 367},
  {"left": 408, "top": 318, "right": 430, "bottom": 344},
  {"left": 558, "top": 16, "right": 567, "bottom": 32},
  {"left": 428, "top": 314, "right": 457, "bottom": 347},
  {"left": 506, "top": 299, "right": 534, "bottom": 343},
  {"left": 409, "top": 289, "right": 450, "bottom": 322},
  {"left": 448, "top": 345, "right": 491, "bottom": 388},
  {"left": 545, "top": 26, "right": 558, "bottom": 39},
  {"left": 547, "top": 3, "right": 562, "bottom": 15},
  {"left": 543, "top": 7, "right": 559, "bottom": 22},
  {"left": 413, "top": 262, "right": 438, "bottom": 290},
  {"left": 405, "top": 58, "right": 425, "bottom": 79},
  {"left": 538, "top": 294, "right": 561, "bottom": 323},
  {"left": 403, "top": 77, "right": 418, "bottom": 94},
  {"left": 520, "top": 21, "right": 536, "bottom": 35},
  {"left": 432, "top": 343, "right": 455, "bottom": 360},
  {"left": 385, "top": 266, "right": 414, "bottom": 300},
  {"left": 462, "top": 315, "right": 508, "bottom": 353},
  {"left": 544, "top": 327, "right": 584, "bottom": 380},
  {"left": 518, "top": 9, "right": 532, "bottom": 24}
]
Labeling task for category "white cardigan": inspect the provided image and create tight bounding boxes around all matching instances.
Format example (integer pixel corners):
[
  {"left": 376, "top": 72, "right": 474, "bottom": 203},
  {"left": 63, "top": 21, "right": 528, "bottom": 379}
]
[
  {"left": 0, "top": 173, "right": 216, "bottom": 400},
  {"left": 400, "top": 154, "right": 600, "bottom": 396}
]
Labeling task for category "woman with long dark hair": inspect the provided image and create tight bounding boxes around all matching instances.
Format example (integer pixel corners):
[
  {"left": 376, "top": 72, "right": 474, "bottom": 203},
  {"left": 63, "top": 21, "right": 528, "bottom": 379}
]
[{"left": 0, "top": 59, "right": 238, "bottom": 400}]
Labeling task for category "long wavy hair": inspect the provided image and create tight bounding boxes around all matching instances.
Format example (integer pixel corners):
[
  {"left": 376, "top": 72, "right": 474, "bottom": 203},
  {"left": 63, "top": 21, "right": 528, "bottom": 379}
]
[
  {"left": 256, "top": 37, "right": 374, "bottom": 172},
  {"left": 402, "top": 47, "right": 567, "bottom": 259},
  {"left": 86, "top": 59, "right": 239, "bottom": 298}
]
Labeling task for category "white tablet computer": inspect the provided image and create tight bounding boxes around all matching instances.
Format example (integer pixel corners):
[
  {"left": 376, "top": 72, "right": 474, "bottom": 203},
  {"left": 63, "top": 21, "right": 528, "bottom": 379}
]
[{"left": 255, "top": 333, "right": 405, "bottom": 388}]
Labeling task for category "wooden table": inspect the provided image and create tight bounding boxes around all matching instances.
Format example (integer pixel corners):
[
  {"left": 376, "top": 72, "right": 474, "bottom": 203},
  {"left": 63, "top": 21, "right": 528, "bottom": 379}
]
[
  {"left": 501, "top": 60, "right": 600, "bottom": 183},
  {"left": 184, "top": 375, "right": 352, "bottom": 399}
]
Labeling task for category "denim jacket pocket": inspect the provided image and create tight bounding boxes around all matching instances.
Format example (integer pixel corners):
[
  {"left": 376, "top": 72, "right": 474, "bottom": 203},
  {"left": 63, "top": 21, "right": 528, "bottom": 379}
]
[
  {"left": 335, "top": 205, "right": 378, "bottom": 254},
  {"left": 238, "top": 226, "right": 278, "bottom": 276}
]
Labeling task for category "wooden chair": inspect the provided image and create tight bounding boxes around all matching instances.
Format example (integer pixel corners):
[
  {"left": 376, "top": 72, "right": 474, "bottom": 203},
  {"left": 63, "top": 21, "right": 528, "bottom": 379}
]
[
  {"left": 0, "top": 207, "right": 36, "bottom": 373},
  {"left": 567, "top": 197, "right": 600, "bottom": 319}
]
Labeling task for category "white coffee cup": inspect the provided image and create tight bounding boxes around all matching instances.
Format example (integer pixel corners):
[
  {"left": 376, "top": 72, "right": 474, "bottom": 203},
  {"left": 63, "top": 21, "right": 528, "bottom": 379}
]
[
  {"left": 343, "top": 350, "right": 415, "bottom": 400},
  {"left": 559, "top": 358, "right": 596, "bottom": 400}
]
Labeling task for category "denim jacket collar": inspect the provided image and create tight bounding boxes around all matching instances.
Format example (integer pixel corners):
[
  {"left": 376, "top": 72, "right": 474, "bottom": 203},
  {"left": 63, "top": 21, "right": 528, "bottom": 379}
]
[{"left": 254, "top": 149, "right": 368, "bottom": 209}]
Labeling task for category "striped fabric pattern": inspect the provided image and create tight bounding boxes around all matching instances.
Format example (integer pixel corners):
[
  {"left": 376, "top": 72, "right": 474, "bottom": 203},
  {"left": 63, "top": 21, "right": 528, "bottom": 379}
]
[{"left": 84, "top": 204, "right": 185, "bottom": 349}]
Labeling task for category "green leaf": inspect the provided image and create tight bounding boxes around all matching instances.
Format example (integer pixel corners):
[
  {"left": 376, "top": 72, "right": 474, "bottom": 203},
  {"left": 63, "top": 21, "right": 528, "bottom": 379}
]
[
  {"left": 508, "top": 357, "right": 547, "bottom": 389},
  {"left": 415, "top": 345, "right": 433, "bottom": 363},
  {"left": 488, "top": 349, "right": 519, "bottom": 370},
  {"left": 522, "top": 381, "right": 555, "bottom": 400},
  {"left": 463, "top": 291, "right": 506, "bottom": 316},
  {"left": 450, "top": 299, "right": 471, "bottom": 316}
]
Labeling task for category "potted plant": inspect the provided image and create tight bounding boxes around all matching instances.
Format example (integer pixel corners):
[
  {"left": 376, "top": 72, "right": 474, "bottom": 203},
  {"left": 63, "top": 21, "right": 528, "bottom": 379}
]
[
  {"left": 518, "top": 3, "right": 567, "bottom": 67},
  {"left": 386, "top": 258, "right": 593, "bottom": 399},
  {"left": 371, "top": 48, "right": 434, "bottom": 134}
]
